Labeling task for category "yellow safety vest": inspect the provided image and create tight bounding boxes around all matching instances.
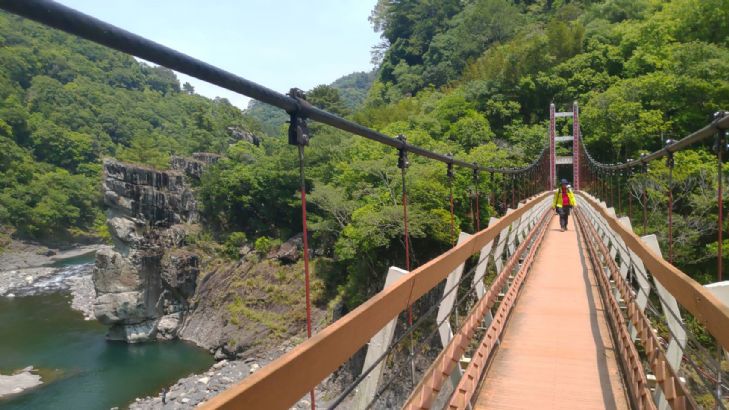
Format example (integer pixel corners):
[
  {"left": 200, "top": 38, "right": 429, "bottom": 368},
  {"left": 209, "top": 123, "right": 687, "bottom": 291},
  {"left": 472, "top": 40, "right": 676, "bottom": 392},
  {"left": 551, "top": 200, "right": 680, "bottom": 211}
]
[{"left": 552, "top": 187, "right": 576, "bottom": 208}]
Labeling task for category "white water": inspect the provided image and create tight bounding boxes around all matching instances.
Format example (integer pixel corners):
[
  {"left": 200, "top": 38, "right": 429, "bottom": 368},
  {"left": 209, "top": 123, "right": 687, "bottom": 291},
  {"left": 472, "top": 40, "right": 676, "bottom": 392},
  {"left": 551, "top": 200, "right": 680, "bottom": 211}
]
[{"left": 9, "top": 263, "right": 94, "bottom": 297}]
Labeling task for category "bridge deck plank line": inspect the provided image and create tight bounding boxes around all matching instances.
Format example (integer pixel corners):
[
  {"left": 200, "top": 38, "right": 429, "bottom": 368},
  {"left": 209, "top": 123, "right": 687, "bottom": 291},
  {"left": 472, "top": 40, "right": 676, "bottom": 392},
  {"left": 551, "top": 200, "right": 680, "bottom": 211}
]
[{"left": 474, "top": 216, "right": 628, "bottom": 410}]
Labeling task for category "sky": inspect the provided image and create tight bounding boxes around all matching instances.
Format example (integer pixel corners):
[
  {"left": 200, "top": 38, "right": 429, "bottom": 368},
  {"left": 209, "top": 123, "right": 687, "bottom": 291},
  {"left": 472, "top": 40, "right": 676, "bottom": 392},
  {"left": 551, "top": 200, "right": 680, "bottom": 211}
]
[{"left": 57, "top": 0, "right": 381, "bottom": 109}]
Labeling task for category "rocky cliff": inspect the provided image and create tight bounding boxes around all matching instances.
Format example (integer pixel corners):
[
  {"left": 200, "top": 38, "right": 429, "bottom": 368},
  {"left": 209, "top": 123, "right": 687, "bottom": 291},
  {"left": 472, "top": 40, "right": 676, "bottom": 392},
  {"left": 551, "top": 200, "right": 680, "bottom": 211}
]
[{"left": 93, "top": 158, "right": 213, "bottom": 342}]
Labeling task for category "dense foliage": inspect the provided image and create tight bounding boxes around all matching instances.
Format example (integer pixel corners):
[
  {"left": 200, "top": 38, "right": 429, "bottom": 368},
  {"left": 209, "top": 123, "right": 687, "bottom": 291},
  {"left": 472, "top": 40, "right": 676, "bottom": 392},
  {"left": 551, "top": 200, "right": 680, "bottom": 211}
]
[
  {"left": 0, "top": 12, "right": 260, "bottom": 241},
  {"left": 358, "top": 0, "right": 729, "bottom": 286},
  {"left": 245, "top": 70, "right": 376, "bottom": 136},
  {"left": 2, "top": 0, "right": 729, "bottom": 310}
]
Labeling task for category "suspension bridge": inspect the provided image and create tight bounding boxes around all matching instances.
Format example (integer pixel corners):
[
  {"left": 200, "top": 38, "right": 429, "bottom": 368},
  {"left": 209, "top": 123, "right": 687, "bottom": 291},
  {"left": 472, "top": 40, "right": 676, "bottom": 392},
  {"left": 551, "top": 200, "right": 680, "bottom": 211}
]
[{"left": 3, "top": 1, "right": 729, "bottom": 409}]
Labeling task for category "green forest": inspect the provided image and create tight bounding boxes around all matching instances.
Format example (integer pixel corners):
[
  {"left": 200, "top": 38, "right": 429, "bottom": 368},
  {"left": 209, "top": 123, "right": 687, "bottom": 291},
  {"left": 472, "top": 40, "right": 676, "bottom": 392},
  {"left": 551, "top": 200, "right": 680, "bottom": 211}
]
[{"left": 1, "top": 0, "right": 729, "bottom": 308}]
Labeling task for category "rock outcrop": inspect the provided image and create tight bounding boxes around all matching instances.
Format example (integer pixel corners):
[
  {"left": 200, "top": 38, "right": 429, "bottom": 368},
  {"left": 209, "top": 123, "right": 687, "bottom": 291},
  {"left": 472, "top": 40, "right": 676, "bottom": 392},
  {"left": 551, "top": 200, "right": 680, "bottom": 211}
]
[
  {"left": 267, "top": 233, "right": 305, "bottom": 263},
  {"left": 103, "top": 159, "right": 198, "bottom": 226},
  {"left": 226, "top": 126, "right": 260, "bottom": 146},
  {"left": 170, "top": 153, "right": 221, "bottom": 181},
  {"left": 93, "top": 158, "right": 211, "bottom": 343}
]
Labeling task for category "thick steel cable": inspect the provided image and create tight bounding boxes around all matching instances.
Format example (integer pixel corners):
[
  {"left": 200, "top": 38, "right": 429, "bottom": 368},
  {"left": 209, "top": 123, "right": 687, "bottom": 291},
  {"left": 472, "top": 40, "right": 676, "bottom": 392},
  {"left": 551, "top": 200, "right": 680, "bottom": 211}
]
[{"left": 298, "top": 146, "right": 316, "bottom": 410}]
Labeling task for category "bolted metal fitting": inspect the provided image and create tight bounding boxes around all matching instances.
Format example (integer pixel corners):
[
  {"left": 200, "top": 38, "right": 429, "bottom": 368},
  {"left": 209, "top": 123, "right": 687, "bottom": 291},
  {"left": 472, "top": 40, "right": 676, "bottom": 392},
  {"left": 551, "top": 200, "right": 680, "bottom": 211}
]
[
  {"left": 664, "top": 139, "right": 676, "bottom": 169},
  {"left": 397, "top": 134, "right": 409, "bottom": 169},
  {"left": 714, "top": 111, "right": 728, "bottom": 155},
  {"left": 446, "top": 153, "right": 454, "bottom": 181},
  {"left": 287, "top": 88, "right": 310, "bottom": 146}
]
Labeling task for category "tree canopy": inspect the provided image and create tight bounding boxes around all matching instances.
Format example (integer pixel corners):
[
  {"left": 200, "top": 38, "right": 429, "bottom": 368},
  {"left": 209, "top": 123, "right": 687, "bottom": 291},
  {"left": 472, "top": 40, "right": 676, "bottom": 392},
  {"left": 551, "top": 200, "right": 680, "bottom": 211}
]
[{"left": 2, "top": 0, "right": 728, "bottom": 309}]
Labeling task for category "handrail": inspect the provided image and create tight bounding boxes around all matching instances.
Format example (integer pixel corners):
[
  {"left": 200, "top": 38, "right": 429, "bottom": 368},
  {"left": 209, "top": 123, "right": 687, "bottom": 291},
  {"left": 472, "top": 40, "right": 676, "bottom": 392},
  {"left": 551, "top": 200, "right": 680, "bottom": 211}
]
[
  {"left": 404, "top": 204, "right": 551, "bottom": 409},
  {"left": 0, "top": 0, "right": 545, "bottom": 175},
  {"left": 574, "top": 210, "right": 658, "bottom": 409},
  {"left": 578, "top": 192, "right": 729, "bottom": 350},
  {"left": 198, "top": 192, "right": 550, "bottom": 409}
]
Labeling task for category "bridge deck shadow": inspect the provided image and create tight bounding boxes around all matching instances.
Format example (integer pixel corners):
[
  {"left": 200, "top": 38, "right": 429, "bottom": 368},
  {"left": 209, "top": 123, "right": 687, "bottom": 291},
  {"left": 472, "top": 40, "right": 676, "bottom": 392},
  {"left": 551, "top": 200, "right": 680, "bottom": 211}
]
[{"left": 474, "top": 216, "right": 629, "bottom": 410}]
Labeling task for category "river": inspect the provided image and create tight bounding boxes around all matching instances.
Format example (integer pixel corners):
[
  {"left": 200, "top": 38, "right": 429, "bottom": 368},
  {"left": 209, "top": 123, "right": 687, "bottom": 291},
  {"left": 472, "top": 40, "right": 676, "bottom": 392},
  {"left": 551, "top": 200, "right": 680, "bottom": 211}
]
[{"left": 0, "top": 256, "right": 213, "bottom": 409}]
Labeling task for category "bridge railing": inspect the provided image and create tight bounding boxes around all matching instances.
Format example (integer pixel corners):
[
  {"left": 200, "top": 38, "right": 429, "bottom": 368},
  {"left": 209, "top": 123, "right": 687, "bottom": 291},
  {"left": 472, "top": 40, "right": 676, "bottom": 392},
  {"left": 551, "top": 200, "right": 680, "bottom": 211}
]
[
  {"left": 199, "top": 192, "right": 552, "bottom": 409},
  {"left": 577, "top": 193, "right": 729, "bottom": 409},
  {"left": 577, "top": 110, "right": 729, "bottom": 407}
]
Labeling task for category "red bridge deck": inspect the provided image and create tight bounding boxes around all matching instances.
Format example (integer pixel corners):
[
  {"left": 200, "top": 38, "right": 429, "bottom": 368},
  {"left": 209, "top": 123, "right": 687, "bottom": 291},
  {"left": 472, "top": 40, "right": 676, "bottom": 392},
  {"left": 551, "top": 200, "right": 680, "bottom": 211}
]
[{"left": 474, "top": 216, "right": 629, "bottom": 409}]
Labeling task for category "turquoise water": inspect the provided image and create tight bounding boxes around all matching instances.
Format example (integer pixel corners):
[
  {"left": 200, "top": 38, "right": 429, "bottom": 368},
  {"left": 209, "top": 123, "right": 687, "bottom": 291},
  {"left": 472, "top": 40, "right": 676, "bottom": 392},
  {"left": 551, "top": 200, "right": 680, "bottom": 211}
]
[{"left": 0, "top": 292, "right": 213, "bottom": 409}]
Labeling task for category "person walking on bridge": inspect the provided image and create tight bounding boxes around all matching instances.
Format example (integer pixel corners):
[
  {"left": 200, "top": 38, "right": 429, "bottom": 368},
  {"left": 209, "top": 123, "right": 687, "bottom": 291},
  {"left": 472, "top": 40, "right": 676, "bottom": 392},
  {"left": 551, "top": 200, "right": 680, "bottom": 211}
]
[{"left": 553, "top": 179, "right": 576, "bottom": 231}]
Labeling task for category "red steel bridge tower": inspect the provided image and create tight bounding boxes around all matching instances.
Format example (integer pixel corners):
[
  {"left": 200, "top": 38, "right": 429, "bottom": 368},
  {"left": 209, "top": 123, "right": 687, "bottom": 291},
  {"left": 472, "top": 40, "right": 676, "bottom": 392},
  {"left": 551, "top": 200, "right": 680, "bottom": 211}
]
[{"left": 548, "top": 101, "right": 581, "bottom": 190}]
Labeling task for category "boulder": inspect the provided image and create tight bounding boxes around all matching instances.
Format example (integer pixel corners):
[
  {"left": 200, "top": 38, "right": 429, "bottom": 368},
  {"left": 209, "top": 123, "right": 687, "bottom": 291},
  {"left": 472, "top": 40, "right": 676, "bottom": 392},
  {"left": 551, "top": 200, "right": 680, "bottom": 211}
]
[
  {"left": 93, "top": 247, "right": 141, "bottom": 293},
  {"left": 107, "top": 217, "right": 141, "bottom": 245},
  {"left": 170, "top": 154, "right": 220, "bottom": 180},
  {"left": 268, "top": 233, "right": 304, "bottom": 263},
  {"left": 156, "top": 313, "right": 182, "bottom": 340},
  {"left": 93, "top": 291, "right": 148, "bottom": 325},
  {"left": 238, "top": 244, "right": 252, "bottom": 258},
  {"left": 226, "top": 126, "right": 260, "bottom": 146},
  {"left": 161, "top": 252, "right": 199, "bottom": 299},
  {"left": 107, "top": 320, "right": 157, "bottom": 343}
]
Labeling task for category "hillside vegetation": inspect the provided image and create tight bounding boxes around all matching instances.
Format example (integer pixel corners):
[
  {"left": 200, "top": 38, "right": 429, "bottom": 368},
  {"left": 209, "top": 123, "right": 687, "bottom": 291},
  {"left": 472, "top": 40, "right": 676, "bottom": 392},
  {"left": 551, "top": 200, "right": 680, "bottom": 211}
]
[
  {"left": 0, "top": 11, "right": 262, "bottom": 241},
  {"left": 245, "top": 70, "right": 376, "bottom": 136},
  {"left": 2, "top": 0, "right": 729, "bottom": 312}
]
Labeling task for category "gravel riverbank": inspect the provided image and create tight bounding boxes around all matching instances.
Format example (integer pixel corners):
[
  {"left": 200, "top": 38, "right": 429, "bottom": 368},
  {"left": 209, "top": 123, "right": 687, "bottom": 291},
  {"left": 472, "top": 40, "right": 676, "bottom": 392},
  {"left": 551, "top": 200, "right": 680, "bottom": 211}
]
[
  {"left": 0, "top": 367, "right": 43, "bottom": 399},
  {"left": 129, "top": 353, "right": 332, "bottom": 409},
  {"left": 0, "top": 241, "right": 99, "bottom": 318},
  {"left": 0, "top": 240, "right": 101, "bottom": 271}
]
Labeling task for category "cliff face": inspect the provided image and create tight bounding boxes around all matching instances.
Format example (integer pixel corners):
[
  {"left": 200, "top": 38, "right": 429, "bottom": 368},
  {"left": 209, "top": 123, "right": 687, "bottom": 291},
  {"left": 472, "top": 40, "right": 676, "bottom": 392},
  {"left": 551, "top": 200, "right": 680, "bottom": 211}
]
[{"left": 93, "top": 157, "right": 216, "bottom": 342}]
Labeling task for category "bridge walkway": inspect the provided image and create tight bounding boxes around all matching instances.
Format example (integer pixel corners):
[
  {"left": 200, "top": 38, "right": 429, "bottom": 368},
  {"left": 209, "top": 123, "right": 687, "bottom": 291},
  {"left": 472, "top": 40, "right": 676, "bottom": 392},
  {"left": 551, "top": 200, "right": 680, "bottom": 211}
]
[{"left": 474, "top": 215, "right": 629, "bottom": 409}]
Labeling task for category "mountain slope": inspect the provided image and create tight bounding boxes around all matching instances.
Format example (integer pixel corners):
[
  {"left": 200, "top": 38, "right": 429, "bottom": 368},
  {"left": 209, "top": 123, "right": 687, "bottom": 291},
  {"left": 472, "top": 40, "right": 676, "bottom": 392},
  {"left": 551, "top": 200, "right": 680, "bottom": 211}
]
[{"left": 0, "top": 11, "right": 258, "bottom": 241}]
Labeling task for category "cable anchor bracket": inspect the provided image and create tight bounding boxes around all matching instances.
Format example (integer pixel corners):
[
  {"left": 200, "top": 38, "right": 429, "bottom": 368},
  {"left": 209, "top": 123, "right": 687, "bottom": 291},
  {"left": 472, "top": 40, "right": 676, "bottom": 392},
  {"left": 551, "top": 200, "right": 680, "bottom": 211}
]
[
  {"left": 286, "top": 88, "right": 311, "bottom": 146},
  {"left": 397, "top": 134, "right": 409, "bottom": 170}
]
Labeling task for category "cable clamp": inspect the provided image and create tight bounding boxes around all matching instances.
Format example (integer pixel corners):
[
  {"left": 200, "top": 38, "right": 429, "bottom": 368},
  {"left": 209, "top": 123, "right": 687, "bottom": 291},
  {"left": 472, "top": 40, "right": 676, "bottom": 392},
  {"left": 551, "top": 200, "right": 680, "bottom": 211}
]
[
  {"left": 665, "top": 139, "right": 676, "bottom": 169},
  {"left": 287, "top": 88, "right": 310, "bottom": 146},
  {"left": 714, "top": 111, "right": 728, "bottom": 154},
  {"left": 397, "top": 134, "right": 409, "bottom": 169},
  {"left": 446, "top": 153, "right": 454, "bottom": 181}
]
